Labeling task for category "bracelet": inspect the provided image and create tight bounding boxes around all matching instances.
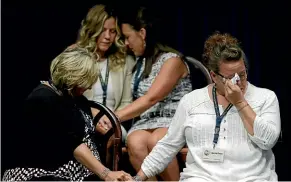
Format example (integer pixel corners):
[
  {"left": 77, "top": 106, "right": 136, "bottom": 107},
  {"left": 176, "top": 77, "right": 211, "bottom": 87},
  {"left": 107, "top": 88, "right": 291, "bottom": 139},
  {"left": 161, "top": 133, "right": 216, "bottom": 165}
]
[
  {"left": 234, "top": 100, "right": 245, "bottom": 105},
  {"left": 98, "top": 167, "right": 111, "bottom": 180},
  {"left": 133, "top": 175, "right": 143, "bottom": 182},
  {"left": 238, "top": 103, "right": 249, "bottom": 112}
]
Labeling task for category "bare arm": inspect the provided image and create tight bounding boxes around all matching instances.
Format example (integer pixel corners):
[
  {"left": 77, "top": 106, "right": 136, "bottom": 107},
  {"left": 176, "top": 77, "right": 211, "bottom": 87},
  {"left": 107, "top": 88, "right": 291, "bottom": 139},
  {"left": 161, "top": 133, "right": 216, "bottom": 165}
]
[
  {"left": 234, "top": 100, "right": 256, "bottom": 135},
  {"left": 116, "top": 57, "right": 188, "bottom": 122},
  {"left": 225, "top": 80, "right": 256, "bottom": 135},
  {"left": 91, "top": 108, "right": 100, "bottom": 117},
  {"left": 73, "top": 143, "right": 107, "bottom": 179},
  {"left": 74, "top": 143, "right": 131, "bottom": 181}
]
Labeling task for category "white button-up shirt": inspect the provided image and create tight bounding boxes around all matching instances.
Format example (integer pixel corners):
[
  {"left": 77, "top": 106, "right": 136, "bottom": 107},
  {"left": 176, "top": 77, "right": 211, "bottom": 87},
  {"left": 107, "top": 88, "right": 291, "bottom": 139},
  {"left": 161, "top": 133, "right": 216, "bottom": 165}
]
[{"left": 141, "top": 82, "right": 281, "bottom": 181}]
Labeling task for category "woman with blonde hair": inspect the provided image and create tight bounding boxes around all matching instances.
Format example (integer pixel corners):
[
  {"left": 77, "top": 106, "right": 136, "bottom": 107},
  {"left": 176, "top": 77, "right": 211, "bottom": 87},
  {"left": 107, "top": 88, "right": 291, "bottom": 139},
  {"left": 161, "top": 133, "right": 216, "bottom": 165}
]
[
  {"left": 73, "top": 4, "right": 135, "bottom": 141},
  {"left": 2, "top": 47, "right": 132, "bottom": 181}
]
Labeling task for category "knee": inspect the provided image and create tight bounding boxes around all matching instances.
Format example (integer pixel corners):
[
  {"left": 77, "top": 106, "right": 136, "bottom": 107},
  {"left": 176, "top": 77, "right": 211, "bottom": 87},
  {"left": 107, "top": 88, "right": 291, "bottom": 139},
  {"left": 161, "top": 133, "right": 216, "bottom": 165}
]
[
  {"left": 147, "top": 134, "right": 161, "bottom": 151},
  {"left": 147, "top": 128, "right": 168, "bottom": 151},
  {"left": 127, "top": 133, "right": 148, "bottom": 157}
]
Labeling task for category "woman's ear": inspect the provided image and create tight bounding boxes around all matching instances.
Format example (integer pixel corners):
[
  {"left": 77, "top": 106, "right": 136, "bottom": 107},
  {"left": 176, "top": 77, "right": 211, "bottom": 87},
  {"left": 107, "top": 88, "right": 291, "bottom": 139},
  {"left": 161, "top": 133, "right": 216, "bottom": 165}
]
[
  {"left": 139, "top": 28, "right": 146, "bottom": 40},
  {"left": 210, "top": 71, "right": 217, "bottom": 83}
]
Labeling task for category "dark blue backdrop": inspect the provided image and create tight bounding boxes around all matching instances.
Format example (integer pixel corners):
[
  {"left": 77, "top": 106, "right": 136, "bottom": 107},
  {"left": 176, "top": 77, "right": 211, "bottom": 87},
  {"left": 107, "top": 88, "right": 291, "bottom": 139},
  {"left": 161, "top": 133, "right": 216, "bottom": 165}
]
[{"left": 2, "top": 0, "right": 290, "bottom": 180}]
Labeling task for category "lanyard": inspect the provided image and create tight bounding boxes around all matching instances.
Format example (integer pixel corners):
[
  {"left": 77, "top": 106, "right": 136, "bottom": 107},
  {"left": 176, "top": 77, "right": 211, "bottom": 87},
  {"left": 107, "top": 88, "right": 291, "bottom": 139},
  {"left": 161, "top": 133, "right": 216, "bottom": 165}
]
[
  {"left": 98, "top": 59, "right": 110, "bottom": 105},
  {"left": 212, "top": 86, "right": 233, "bottom": 148},
  {"left": 133, "top": 58, "right": 144, "bottom": 100}
]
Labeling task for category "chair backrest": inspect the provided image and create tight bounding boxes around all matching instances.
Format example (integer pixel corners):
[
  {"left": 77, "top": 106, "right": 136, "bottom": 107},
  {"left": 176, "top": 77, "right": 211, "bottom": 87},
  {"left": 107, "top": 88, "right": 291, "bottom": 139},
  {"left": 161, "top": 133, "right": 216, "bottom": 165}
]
[
  {"left": 185, "top": 56, "right": 212, "bottom": 90},
  {"left": 89, "top": 101, "right": 122, "bottom": 171}
]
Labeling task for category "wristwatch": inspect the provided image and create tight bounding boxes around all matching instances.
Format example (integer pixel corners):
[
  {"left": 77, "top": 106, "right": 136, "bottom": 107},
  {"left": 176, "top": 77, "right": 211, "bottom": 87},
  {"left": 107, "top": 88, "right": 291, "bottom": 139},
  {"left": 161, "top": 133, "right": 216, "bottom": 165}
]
[{"left": 133, "top": 175, "right": 142, "bottom": 182}]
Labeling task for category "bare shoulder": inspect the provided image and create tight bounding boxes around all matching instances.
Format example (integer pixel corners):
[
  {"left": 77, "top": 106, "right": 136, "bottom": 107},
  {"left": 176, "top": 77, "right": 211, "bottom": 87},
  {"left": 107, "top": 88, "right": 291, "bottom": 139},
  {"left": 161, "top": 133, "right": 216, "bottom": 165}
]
[{"left": 159, "top": 52, "right": 188, "bottom": 76}]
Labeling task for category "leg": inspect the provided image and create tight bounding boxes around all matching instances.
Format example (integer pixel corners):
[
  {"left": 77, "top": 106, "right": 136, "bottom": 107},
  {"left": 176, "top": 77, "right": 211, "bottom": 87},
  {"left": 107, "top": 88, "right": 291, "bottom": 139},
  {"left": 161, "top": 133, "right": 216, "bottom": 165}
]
[
  {"left": 147, "top": 127, "right": 180, "bottom": 181},
  {"left": 127, "top": 129, "right": 157, "bottom": 181}
]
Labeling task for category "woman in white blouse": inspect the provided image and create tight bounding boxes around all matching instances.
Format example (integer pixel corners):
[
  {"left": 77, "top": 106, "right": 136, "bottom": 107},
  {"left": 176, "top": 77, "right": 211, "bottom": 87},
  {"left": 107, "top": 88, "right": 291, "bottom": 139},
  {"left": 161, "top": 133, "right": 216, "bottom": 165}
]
[{"left": 131, "top": 32, "right": 281, "bottom": 182}]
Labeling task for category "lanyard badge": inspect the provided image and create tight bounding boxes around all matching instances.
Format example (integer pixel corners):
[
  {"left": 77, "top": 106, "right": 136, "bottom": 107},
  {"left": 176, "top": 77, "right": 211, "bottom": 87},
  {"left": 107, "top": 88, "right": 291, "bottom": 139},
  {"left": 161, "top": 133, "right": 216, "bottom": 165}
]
[
  {"left": 202, "top": 86, "right": 233, "bottom": 163},
  {"left": 98, "top": 60, "right": 110, "bottom": 105}
]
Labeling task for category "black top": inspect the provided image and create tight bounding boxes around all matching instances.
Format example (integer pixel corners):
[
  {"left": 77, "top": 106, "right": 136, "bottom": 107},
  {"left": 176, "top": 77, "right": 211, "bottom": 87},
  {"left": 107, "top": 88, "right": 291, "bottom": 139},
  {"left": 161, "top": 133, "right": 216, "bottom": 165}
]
[{"left": 10, "top": 84, "right": 94, "bottom": 171}]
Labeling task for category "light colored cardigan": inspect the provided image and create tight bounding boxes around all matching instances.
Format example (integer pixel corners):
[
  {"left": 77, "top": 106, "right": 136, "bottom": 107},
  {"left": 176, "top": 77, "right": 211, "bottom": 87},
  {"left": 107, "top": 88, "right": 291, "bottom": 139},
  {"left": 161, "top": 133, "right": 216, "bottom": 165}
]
[{"left": 83, "top": 55, "right": 136, "bottom": 111}]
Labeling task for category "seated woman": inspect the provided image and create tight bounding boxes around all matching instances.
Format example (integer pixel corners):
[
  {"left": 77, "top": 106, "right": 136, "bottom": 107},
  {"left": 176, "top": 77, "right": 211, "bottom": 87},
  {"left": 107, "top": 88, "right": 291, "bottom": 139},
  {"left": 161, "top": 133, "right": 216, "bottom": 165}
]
[
  {"left": 1, "top": 47, "right": 131, "bottom": 181},
  {"left": 70, "top": 4, "right": 135, "bottom": 144},
  {"left": 101, "top": 6, "right": 192, "bottom": 181},
  {"left": 130, "top": 32, "right": 281, "bottom": 182}
]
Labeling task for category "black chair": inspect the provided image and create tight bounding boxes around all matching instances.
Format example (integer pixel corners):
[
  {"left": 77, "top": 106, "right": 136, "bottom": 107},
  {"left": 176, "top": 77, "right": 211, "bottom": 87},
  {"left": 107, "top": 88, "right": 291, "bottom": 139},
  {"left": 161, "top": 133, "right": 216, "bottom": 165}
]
[{"left": 185, "top": 56, "right": 212, "bottom": 89}]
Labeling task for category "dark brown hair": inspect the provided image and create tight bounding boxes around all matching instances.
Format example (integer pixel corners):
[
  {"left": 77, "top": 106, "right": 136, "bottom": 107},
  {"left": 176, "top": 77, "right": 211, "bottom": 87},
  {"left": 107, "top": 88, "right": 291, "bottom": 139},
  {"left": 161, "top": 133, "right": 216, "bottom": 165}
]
[{"left": 119, "top": 7, "right": 184, "bottom": 78}]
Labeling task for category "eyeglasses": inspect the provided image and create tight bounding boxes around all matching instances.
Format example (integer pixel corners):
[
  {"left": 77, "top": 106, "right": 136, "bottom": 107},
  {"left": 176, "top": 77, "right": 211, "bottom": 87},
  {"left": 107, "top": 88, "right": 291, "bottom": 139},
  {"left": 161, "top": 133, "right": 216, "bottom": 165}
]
[{"left": 215, "top": 70, "right": 247, "bottom": 82}]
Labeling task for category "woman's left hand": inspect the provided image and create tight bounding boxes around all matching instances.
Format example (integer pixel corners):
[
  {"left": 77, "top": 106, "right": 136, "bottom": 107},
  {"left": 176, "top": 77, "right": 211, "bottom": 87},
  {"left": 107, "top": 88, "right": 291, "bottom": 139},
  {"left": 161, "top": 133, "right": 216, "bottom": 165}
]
[{"left": 224, "top": 80, "right": 245, "bottom": 105}]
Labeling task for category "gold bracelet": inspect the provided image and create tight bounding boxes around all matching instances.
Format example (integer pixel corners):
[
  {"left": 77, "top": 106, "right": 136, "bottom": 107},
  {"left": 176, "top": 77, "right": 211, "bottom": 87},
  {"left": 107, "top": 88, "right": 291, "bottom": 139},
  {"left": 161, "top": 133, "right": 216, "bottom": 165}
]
[{"left": 238, "top": 103, "right": 249, "bottom": 112}]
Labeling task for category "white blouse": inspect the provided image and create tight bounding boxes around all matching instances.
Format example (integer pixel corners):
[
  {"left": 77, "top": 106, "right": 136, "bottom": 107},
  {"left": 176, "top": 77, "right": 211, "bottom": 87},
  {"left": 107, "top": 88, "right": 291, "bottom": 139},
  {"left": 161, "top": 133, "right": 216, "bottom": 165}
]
[
  {"left": 91, "top": 59, "right": 115, "bottom": 111},
  {"left": 141, "top": 82, "right": 281, "bottom": 181}
]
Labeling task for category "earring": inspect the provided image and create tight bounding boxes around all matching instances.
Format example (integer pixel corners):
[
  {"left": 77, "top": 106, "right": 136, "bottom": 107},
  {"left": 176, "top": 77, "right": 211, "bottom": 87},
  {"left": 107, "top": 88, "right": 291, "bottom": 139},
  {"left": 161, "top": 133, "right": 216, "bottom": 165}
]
[{"left": 143, "top": 41, "right": 146, "bottom": 48}]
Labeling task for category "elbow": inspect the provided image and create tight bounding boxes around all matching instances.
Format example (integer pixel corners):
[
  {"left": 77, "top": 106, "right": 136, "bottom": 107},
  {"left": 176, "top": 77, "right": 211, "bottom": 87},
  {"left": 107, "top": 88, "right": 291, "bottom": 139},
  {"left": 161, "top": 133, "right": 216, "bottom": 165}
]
[
  {"left": 251, "top": 127, "right": 280, "bottom": 150},
  {"left": 258, "top": 140, "right": 277, "bottom": 150},
  {"left": 73, "top": 143, "right": 87, "bottom": 160},
  {"left": 251, "top": 116, "right": 281, "bottom": 150},
  {"left": 264, "top": 129, "right": 281, "bottom": 149}
]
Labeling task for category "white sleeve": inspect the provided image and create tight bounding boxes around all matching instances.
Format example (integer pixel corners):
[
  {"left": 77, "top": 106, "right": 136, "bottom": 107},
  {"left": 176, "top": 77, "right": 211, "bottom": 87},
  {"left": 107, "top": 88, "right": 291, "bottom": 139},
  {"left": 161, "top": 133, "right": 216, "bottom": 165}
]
[
  {"left": 141, "top": 95, "right": 188, "bottom": 177},
  {"left": 248, "top": 91, "right": 281, "bottom": 150}
]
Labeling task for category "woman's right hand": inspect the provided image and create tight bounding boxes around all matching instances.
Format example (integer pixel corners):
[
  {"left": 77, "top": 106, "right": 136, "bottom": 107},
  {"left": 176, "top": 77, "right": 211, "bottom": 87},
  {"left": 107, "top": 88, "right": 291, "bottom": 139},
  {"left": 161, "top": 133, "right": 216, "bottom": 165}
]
[{"left": 104, "top": 171, "right": 132, "bottom": 181}]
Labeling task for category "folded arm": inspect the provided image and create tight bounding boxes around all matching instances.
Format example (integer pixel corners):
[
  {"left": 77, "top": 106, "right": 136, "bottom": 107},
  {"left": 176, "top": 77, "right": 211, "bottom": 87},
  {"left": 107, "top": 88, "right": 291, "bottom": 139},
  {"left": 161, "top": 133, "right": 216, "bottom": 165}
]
[{"left": 242, "top": 91, "right": 281, "bottom": 150}]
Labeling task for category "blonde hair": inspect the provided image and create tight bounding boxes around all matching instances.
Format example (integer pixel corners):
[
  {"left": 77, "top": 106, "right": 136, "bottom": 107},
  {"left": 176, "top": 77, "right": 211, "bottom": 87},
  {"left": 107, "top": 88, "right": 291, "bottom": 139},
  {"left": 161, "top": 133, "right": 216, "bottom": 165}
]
[
  {"left": 50, "top": 47, "right": 98, "bottom": 93},
  {"left": 76, "top": 4, "right": 126, "bottom": 71}
]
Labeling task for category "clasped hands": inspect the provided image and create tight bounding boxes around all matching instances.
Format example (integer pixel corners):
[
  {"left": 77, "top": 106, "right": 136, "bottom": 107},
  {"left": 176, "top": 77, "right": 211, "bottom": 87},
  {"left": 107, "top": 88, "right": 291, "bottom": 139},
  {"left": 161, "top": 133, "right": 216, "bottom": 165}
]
[
  {"left": 95, "top": 115, "right": 116, "bottom": 135},
  {"left": 104, "top": 171, "right": 134, "bottom": 181}
]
